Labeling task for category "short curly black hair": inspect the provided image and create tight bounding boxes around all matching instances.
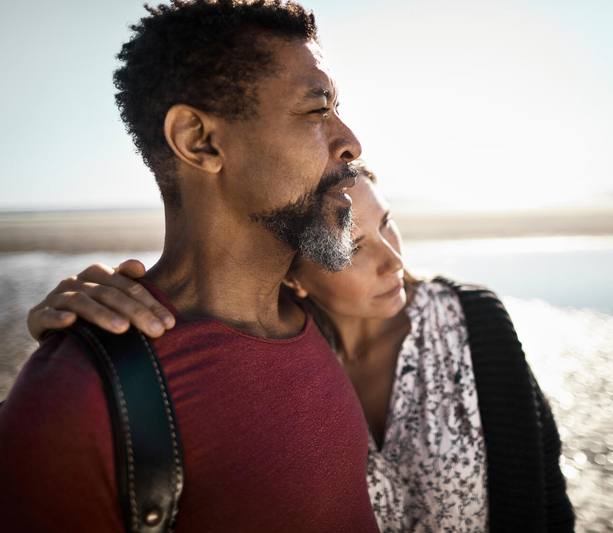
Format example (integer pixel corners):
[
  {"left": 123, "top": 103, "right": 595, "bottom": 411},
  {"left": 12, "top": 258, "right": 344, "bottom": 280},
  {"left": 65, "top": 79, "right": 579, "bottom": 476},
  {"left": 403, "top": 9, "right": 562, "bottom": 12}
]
[{"left": 114, "top": 0, "right": 318, "bottom": 210}]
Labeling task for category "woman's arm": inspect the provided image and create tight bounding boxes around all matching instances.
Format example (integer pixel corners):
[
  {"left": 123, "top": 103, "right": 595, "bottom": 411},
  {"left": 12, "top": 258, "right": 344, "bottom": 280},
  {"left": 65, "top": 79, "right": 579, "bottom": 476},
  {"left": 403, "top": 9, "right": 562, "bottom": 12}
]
[
  {"left": 27, "top": 260, "right": 175, "bottom": 342},
  {"left": 529, "top": 367, "right": 576, "bottom": 531}
]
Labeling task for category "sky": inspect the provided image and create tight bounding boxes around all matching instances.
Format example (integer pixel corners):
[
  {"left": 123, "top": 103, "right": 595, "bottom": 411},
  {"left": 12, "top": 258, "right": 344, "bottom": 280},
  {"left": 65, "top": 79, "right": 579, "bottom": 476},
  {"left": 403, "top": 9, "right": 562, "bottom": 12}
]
[{"left": 1, "top": 0, "right": 612, "bottom": 211}]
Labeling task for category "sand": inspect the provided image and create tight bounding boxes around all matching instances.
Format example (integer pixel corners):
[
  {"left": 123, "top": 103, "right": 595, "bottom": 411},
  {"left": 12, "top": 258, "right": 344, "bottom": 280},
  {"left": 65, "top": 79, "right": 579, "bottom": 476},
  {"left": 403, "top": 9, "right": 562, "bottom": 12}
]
[{"left": 1, "top": 205, "right": 613, "bottom": 252}]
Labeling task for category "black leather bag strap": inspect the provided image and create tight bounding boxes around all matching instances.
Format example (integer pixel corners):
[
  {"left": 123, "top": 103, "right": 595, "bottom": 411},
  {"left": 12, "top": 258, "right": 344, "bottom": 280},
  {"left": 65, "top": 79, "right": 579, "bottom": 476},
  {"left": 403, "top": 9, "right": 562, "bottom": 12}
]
[{"left": 50, "top": 318, "right": 184, "bottom": 533}]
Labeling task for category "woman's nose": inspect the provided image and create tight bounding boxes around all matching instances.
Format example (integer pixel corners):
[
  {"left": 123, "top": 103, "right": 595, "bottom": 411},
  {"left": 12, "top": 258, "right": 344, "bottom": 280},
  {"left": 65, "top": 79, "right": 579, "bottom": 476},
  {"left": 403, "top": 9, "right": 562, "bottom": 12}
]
[{"left": 377, "top": 240, "right": 404, "bottom": 276}]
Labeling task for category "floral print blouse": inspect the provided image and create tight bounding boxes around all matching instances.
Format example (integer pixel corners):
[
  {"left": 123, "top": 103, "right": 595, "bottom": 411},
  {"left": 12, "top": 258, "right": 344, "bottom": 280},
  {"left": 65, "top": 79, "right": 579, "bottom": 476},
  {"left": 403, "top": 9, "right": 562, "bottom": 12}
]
[{"left": 366, "top": 281, "right": 489, "bottom": 532}]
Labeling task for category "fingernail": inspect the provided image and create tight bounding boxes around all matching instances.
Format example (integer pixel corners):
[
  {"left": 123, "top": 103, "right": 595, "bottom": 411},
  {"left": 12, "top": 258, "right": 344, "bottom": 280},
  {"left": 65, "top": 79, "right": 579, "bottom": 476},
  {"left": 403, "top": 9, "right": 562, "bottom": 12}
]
[
  {"left": 58, "top": 311, "right": 73, "bottom": 320},
  {"left": 111, "top": 316, "right": 128, "bottom": 330},
  {"left": 148, "top": 319, "right": 164, "bottom": 333},
  {"left": 160, "top": 314, "right": 174, "bottom": 326}
]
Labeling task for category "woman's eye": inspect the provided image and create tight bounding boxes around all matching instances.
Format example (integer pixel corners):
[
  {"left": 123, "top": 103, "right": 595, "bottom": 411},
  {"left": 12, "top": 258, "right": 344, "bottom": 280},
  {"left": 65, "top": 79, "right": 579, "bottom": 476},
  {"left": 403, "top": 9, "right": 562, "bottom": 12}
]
[{"left": 351, "top": 244, "right": 360, "bottom": 255}]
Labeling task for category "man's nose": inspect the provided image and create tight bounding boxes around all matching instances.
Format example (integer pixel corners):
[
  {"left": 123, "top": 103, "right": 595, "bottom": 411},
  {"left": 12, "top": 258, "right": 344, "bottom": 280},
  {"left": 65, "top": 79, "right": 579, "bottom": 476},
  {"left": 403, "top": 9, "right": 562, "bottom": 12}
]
[{"left": 329, "top": 115, "right": 362, "bottom": 163}]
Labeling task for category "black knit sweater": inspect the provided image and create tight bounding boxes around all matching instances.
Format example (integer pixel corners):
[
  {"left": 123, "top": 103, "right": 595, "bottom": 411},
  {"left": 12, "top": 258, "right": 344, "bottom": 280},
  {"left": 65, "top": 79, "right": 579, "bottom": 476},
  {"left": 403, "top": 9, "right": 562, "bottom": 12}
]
[{"left": 435, "top": 277, "right": 575, "bottom": 532}]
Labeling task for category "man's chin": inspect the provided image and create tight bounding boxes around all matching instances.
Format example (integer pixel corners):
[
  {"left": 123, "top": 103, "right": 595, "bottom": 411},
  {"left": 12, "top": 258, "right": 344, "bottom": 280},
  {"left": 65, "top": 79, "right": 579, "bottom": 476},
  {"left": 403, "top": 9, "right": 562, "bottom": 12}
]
[
  {"left": 297, "top": 206, "right": 354, "bottom": 273},
  {"left": 251, "top": 189, "right": 354, "bottom": 272}
]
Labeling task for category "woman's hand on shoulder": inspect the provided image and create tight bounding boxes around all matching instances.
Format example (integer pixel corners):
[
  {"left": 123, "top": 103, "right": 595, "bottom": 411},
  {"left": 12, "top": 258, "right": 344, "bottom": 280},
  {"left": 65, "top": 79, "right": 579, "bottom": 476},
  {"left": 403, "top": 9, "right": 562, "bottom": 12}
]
[{"left": 27, "top": 259, "right": 175, "bottom": 342}]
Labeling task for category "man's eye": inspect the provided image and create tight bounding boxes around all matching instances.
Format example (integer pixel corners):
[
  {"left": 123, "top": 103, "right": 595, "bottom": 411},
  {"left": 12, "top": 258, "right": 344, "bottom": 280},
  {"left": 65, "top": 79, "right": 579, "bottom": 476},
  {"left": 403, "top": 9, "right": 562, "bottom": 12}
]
[
  {"left": 351, "top": 244, "right": 360, "bottom": 255},
  {"left": 311, "top": 107, "right": 330, "bottom": 116}
]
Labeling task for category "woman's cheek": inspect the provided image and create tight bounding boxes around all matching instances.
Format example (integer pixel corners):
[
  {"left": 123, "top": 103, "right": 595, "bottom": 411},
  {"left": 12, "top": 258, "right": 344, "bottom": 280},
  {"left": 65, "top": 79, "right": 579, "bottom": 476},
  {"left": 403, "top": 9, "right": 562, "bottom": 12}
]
[{"left": 338, "top": 271, "right": 369, "bottom": 308}]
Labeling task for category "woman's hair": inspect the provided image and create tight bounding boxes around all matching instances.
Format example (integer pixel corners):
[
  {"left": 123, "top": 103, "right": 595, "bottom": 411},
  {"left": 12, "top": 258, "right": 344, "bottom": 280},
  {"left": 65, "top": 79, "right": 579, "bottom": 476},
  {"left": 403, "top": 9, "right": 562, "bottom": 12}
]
[
  {"left": 285, "top": 159, "right": 419, "bottom": 357},
  {"left": 352, "top": 158, "right": 377, "bottom": 185}
]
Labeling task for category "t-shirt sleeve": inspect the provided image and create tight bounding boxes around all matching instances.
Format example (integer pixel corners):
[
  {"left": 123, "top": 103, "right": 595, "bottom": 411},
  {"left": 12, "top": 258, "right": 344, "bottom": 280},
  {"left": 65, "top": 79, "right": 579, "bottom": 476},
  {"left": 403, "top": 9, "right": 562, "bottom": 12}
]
[{"left": 0, "top": 334, "right": 123, "bottom": 532}]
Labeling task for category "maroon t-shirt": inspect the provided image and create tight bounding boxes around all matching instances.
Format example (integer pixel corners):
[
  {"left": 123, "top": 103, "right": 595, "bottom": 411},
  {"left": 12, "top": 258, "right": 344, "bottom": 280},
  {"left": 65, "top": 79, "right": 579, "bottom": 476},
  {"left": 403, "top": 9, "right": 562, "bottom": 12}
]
[{"left": 0, "top": 282, "right": 379, "bottom": 532}]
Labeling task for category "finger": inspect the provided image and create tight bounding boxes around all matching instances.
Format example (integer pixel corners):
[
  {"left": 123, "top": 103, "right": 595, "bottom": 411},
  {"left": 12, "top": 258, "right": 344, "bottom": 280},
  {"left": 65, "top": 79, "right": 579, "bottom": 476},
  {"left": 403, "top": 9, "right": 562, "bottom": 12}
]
[
  {"left": 107, "top": 278, "right": 175, "bottom": 330},
  {"left": 83, "top": 284, "right": 173, "bottom": 336},
  {"left": 76, "top": 262, "right": 116, "bottom": 282},
  {"left": 45, "top": 288, "right": 169, "bottom": 338},
  {"left": 75, "top": 264, "right": 146, "bottom": 300},
  {"left": 121, "top": 283, "right": 176, "bottom": 330},
  {"left": 27, "top": 308, "right": 78, "bottom": 343},
  {"left": 26, "top": 265, "right": 154, "bottom": 343},
  {"left": 27, "top": 275, "right": 90, "bottom": 342},
  {"left": 48, "top": 275, "right": 86, "bottom": 298},
  {"left": 77, "top": 264, "right": 175, "bottom": 330},
  {"left": 115, "top": 259, "right": 146, "bottom": 279},
  {"left": 43, "top": 291, "right": 132, "bottom": 335}
]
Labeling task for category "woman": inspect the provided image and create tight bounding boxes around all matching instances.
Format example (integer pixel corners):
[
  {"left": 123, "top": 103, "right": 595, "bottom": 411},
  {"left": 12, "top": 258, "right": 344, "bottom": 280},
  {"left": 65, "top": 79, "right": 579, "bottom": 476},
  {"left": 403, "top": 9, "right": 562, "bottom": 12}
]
[{"left": 28, "top": 162, "right": 574, "bottom": 532}]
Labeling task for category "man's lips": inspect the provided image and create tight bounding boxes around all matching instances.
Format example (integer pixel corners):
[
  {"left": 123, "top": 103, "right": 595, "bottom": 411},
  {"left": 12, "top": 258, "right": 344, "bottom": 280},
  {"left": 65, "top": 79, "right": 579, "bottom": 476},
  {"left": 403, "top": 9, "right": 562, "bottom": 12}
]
[{"left": 325, "top": 176, "right": 357, "bottom": 207}]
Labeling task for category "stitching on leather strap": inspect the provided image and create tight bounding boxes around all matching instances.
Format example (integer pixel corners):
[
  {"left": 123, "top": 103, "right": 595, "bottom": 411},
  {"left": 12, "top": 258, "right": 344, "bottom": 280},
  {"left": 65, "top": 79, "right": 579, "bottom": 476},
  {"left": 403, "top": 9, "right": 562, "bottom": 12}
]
[
  {"left": 138, "top": 331, "right": 183, "bottom": 502},
  {"left": 82, "top": 324, "right": 139, "bottom": 532}
]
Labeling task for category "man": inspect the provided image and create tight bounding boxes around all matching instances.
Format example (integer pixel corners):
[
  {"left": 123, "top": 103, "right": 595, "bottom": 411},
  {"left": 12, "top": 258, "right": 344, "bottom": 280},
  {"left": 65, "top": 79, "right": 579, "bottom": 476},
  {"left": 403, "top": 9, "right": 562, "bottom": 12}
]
[{"left": 0, "top": 1, "right": 380, "bottom": 531}]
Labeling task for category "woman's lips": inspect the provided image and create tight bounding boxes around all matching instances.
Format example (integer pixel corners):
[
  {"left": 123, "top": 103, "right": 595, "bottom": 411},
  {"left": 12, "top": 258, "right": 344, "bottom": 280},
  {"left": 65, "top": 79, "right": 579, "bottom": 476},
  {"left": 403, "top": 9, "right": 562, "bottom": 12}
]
[{"left": 376, "top": 281, "right": 404, "bottom": 298}]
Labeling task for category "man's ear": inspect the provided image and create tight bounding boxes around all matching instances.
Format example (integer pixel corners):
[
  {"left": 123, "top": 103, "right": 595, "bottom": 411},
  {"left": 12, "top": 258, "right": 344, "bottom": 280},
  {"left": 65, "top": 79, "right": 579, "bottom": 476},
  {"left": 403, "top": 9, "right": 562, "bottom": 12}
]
[
  {"left": 164, "top": 104, "right": 223, "bottom": 174},
  {"left": 282, "top": 276, "right": 309, "bottom": 299}
]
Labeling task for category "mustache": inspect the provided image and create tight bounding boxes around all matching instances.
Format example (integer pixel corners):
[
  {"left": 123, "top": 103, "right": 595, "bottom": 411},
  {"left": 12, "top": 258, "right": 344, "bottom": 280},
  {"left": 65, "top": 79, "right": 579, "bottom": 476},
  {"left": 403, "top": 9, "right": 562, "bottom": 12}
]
[
  {"left": 315, "top": 164, "right": 360, "bottom": 197},
  {"left": 250, "top": 163, "right": 359, "bottom": 228}
]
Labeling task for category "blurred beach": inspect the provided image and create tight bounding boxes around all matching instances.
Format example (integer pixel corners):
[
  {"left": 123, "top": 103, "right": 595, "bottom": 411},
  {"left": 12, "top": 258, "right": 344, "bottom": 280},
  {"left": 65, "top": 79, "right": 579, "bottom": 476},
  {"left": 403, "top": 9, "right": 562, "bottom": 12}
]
[
  {"left": 1, "top": 208, "right": 612, "bottom": 532},
  {"left": 2, "top": 205, "right": 613, "bottom": 252}
]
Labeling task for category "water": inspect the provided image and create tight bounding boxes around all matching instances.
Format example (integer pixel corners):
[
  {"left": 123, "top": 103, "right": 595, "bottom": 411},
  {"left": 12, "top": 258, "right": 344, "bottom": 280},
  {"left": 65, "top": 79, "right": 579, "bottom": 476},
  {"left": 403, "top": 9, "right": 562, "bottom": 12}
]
[
  {"left": 0, "top": 251, "right": 161, "bottom": 395},
  {"left": 1, "top": 237, "right": 612, "bottom": 531},
  {"left": 404, "top": 236, "right": 613, "bottom": 532},
  {"left": 404, "top": 235, "right": 613, "bottom": 313}
]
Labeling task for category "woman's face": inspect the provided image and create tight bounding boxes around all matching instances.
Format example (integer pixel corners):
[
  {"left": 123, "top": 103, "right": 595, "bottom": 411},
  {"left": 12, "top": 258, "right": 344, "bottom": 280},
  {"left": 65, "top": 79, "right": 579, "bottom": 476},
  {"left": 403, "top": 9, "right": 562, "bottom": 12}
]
[{"left": 289, "top": 175, "right": 407, "bottom": 321}]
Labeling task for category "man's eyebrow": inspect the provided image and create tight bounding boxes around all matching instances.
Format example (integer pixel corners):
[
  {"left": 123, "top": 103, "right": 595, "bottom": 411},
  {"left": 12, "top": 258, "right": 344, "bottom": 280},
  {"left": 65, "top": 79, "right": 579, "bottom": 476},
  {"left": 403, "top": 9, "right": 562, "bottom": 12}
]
[
  {"left": 301, "top": 86, "right": 333, "bottom": 102},
  {"left": 353, "top": 235, "right": 365, "bottom": 244}
]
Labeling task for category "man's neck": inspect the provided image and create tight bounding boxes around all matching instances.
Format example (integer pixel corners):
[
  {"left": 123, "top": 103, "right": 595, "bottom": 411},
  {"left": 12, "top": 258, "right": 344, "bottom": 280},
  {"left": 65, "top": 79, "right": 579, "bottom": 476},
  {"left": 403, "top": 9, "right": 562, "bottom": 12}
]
[{"left": 144, "top": 205, "right": 305, "bottom": 339}]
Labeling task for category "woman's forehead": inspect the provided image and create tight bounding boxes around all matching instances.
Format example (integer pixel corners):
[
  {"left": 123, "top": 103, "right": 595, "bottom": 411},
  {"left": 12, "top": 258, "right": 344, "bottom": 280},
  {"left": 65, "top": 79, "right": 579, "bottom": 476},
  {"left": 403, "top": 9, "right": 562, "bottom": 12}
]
[{"left": 350, "top": 176, "right": 389, "bottom": 222}]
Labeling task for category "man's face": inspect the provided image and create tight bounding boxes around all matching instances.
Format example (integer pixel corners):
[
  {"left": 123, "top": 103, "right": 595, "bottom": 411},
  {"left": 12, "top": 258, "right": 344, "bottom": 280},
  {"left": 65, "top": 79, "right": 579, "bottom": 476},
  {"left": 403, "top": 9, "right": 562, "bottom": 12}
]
[{"left": 221, "top": 37, "right": 362, "bottom": 271}]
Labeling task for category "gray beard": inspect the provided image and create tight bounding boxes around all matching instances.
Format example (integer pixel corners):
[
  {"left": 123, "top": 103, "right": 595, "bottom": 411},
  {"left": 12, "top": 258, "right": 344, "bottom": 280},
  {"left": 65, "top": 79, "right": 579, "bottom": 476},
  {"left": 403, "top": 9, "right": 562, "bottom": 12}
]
[
  {"left": 255, "top": 200, "right": 354, "bottom": 273},
  {"left": 252, "top": 167, "right": 357, "bottom": 273},
  {"left": 289, "top": 206, "right": 354, "bottom": 273}
]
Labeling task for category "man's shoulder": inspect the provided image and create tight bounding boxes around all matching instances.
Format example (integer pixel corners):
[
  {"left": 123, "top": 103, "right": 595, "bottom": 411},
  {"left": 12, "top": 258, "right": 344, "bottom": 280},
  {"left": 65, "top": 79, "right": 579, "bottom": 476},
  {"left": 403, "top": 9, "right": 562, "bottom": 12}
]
[
  {"left": 6, "top": 332, "right": 102, "bottom": 401},
  {"left": 0, "top": 331, "right": 109, "bottom": 439},
  {"left": 0, "top": 332, "right": 120, "bottom": 531}
]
